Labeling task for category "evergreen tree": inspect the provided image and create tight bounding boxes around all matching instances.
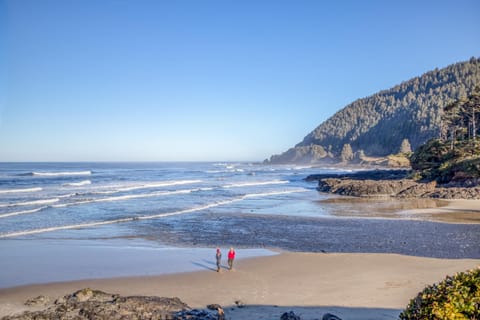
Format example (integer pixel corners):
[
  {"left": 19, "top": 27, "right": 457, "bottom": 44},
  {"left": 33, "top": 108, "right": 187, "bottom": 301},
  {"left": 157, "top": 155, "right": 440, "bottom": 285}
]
[
  {"left": 399, "top": 139, "right": 412, "bottom": 154},
  {"left": 340, "top": 144, "right": 354, "bottom": 162}
]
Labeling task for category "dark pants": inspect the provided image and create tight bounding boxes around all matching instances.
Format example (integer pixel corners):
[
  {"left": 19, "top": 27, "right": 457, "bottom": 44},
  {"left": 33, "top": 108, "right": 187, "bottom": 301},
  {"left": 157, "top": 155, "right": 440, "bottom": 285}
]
[{"left": 228, "top": 258, "right": 233, "bottom": 270}]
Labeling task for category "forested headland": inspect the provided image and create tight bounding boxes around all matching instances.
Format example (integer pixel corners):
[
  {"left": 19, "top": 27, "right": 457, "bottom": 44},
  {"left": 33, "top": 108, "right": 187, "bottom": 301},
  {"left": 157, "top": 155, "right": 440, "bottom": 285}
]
[{"left": 266, "top": 57, "right": 480, "bottom": 165}]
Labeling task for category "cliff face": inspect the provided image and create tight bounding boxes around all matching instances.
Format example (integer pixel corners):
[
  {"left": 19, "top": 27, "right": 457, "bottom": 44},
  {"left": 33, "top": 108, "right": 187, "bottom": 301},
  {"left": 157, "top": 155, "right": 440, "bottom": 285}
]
[{"left": 267, "top": 57, "right": 480, "bottom": 164}]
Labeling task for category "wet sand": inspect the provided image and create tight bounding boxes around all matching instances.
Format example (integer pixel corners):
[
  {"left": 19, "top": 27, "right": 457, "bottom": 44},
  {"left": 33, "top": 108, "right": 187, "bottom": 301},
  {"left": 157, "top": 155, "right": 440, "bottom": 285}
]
[
  {"left": 318, "top": 196, "right": 448, "bottom": 218},
  {"left": 318, "top": 197, "right": 480, "bottom": 223},
  {"left": 137, "top": 207, "right": 480, "bottom": 259}
]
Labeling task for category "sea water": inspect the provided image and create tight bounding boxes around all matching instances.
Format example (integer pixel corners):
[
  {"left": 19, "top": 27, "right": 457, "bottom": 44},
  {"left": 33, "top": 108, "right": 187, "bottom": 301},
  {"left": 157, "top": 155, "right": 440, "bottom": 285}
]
[{"left": 0, "top": 162, "right": 342, "bottom": 240}]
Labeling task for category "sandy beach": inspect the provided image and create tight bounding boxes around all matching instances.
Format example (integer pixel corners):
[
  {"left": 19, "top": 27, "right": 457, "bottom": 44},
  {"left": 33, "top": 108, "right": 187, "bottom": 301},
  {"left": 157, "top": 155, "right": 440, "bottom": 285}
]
[{"left": 1, "top": 252, "right": 479, "bottom": 319}]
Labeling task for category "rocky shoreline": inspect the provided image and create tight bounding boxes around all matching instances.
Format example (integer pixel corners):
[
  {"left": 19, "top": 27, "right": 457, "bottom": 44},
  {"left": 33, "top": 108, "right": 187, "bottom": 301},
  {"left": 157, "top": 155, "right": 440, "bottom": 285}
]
[
  {"left": 2, "top": 288, "right": 341, "bottom": 320},
  {"left": 306, "top": 169, "right": 480, "bottom": 199}
]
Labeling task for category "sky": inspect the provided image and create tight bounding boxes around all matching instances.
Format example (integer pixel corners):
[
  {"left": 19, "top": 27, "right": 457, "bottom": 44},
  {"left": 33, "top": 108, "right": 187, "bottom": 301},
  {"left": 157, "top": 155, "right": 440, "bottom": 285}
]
[{"left": 1, "top": 0, "right": 479, "bottom": 162}]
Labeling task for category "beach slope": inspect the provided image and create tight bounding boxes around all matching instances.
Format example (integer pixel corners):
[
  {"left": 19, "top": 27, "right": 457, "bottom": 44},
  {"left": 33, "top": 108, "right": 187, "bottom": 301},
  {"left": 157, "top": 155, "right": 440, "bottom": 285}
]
[{"left": 1, "top": 252, "right": 479, "bottom": 320}]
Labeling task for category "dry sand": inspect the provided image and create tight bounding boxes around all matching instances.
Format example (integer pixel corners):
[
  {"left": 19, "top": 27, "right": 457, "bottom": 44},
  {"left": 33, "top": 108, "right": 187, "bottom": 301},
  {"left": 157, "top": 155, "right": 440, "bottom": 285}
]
[{"left": 1, "top": 252, "right": 479, "bottom": 320}]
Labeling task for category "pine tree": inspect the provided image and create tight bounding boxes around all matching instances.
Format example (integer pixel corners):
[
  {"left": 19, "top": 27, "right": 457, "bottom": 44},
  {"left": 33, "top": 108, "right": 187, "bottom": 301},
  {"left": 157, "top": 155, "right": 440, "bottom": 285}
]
[
  {"left": 399, "top": 139, "right": 412, "bottom": 154},
  {"left": 340, "top": 144, "right": 354, "bottom": 162}
]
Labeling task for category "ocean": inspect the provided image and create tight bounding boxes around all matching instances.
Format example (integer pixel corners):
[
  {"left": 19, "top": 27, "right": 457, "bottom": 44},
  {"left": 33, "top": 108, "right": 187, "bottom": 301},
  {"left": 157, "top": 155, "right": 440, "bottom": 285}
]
[{"left": 0, "top": 162, "right": 335, "bottom": 240}]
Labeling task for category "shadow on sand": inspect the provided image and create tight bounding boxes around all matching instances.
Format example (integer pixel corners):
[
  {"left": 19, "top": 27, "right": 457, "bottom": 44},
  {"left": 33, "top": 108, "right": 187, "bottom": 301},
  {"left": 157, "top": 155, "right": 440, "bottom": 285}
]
[
  {"left": 191, "top": 259, "right": 231, "bottom": 272},
  {"left": 190, "top": 261, "right": 216, "bottom": 272}
]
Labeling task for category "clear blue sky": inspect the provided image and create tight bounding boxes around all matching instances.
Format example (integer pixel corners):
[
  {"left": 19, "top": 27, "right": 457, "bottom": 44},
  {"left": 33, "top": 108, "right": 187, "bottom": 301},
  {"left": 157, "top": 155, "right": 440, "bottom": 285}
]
[{"left": 1, "top": 0, "right": 479, "bottom": 162}]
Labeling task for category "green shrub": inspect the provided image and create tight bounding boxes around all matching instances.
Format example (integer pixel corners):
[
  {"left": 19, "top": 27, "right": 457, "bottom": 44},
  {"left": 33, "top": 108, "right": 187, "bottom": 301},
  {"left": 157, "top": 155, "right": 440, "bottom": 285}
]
[{"left": 399, "top": 268, "right": 480, "bottom": 319}]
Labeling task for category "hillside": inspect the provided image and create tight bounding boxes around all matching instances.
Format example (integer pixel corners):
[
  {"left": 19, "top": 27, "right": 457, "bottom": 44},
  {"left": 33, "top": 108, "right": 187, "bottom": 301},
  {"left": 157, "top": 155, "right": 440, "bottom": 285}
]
[{"left": 267, "top": 57, "right": 480, "bottom": 164}]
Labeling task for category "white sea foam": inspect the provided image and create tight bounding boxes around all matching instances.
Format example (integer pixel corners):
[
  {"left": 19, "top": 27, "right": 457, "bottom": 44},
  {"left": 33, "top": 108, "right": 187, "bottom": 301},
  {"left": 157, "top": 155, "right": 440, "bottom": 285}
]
[
  {"left": 0, "top": 206, "right": 47, "bottom": 219},
  {"left": 115, "top": 180, "right": 202, "bottom": 192},
  {"left": 63, "top": 180, "right": 92, "bottom": 187},
  {"left": 0, "top": 188, "right": 307, "bottom": 238},
  {"left": 90, "top": 180, "right": 202, "bottom": 195},
  {"left": 205, "top": 170, "right": 224, "bottom": 173},
  {"left": 52, "top": 189, "right": 197, "bottom": 208},
  {"left": 0, "top": 187, "right": 42, "bottom": 194},
  {"left": 223, "top": 180, "right": 289, "bottom": 188},
  {"left": 31, "top": 171, "right": 92, "bottom": 177},
  {"left": 0, "top": 198, "right": 60, "bottom": 208},
  {"left": 242, "top": 189, "right": 306, "bottom": 198}
]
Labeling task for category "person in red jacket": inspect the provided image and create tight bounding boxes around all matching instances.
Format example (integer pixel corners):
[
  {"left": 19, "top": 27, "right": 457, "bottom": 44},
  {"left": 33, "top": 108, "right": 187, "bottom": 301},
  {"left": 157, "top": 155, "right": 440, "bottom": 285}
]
[{"left": 227, "top": 247, "right": 235, "bottom": 270}]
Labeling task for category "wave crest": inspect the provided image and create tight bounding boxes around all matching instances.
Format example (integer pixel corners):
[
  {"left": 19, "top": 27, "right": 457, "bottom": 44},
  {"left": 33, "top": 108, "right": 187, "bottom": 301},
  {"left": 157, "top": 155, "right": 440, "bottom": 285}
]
[
  {"left": 23, "top": 171, "right": 92, "bottom": 177},
  {"left": 0, "top": 187, "right": 42, "bottom": 194},
  {"left": 63, "top": 180, "right": 92, "bottom": 187},
  {"left": 0, "top": 198, "right": 60, "bottom": 208}
]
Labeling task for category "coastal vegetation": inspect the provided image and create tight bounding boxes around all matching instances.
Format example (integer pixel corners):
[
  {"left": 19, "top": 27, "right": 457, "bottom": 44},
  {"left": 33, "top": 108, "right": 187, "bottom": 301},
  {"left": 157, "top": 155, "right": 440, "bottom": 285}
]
[
  {"left": 399, "top": 268, "right": 480, "bottom": 320},
  {"left": 410, "top": 86, "right": 480, "bottom": 185},
  {"left": 267, "top": 57, "right": 480, "bottom": 164}
]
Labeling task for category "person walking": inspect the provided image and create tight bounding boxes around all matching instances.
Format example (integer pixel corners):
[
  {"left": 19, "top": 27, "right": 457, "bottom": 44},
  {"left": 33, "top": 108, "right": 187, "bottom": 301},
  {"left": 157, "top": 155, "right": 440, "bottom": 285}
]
[
  {"left": 227, "top": 247, "right": 235, "bottom": 270},
  {"left": 215, "top": 248, "right": 222, "bottom": 272}
]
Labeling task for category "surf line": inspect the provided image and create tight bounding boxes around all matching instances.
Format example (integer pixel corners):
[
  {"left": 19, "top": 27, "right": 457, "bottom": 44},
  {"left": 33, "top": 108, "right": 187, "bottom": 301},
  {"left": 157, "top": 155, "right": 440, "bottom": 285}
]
[
  {"left": 0, "top": 189, "right": 306, "bottom": 238},
  {"left": 0, "top": 207, "right": 48, "bottom": 219}
]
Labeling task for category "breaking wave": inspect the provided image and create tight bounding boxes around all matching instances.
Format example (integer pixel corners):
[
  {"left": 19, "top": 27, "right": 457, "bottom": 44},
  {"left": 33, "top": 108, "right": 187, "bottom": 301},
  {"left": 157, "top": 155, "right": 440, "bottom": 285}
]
[
  {"left": 91, "top": 180, "right": 202, "bottom": 195},
  {"left": 24, "top": 171, "right": 92, "bottom": 177},
  {"left": 63, "top": 180, "right": 92, "bottom": 187},
  {"left": 52, "top": 189, "right": 198, "bottom": 208},
  {"left": 0, "top": 198, "right": 60, "bottom": 208},
  {"left": 224, "top": 180, "right": 289, "bottom": 188},
  {"left": 0, "top": 189, "right": 307, "bottom": 238},
  {"left": 0, "top": 187, "right": 42, "bottom": 194},
  {"left": 0, "top": 207, "right": 48, "bottom": 219}
]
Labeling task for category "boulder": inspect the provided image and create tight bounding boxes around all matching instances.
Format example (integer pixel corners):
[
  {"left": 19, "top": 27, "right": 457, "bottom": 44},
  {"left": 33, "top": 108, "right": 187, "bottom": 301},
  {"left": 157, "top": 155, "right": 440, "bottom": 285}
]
[
  {"left": 24, "top": 295, "right": 50, "bottom": 306},
  {"left": 234, "top": 300, "right": 246, "bottom": 308},
  {"left": 322, "top": 313, "right": 342, "bottom": 320},
  {"left": 280, "top": 311, "right": 301, "bottom": 320}
]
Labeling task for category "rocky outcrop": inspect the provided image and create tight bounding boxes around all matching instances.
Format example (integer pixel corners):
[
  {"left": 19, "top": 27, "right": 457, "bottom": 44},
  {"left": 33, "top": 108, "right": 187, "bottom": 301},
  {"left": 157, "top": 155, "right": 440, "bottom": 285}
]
[
  {"left": 2, "top": 288, "right": 224, "bottom": 320},
  {"left": 2, "top": 289, "right": 347, "bottom": 320},
  {"left": 308, "top": 170, "right": 480, "bottom": 199},
  {"left": 317, "top": 178, "right": 420, "bottom": 197},
  {"left": 305, "top": 169, "right": 410, "bottom": 182},
  {"left": 428, "top": 186, "right": 480, "bottom": 199},
  {"left": 322, "top": 314, "right": 343, "bottom": 320},
  {"left": 24, "top": 295, "right": 50, "bottom": 307},
  {"left": 281, "top": 311, "right": 302, "bottom": 320}
]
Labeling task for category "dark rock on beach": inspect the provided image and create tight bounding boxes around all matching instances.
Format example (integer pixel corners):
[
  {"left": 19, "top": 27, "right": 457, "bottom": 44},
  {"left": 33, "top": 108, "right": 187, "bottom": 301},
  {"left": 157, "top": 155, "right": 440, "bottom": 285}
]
[
  {"left": 2, "top": 288, "right": 205, "bottom": 320},
  {"left": 306, "top": 169, "right": 480, "bottom": 199},
  {"left": 322, "top": 313, "right": 343, "bottom": 320},
  {"left": 280, "top": 310, "right": 302, "bottom": 320},
  {"left": 24, "top": 295, "right": 50, "bottom": 307},
  {"left": 305, "top": 169, "right": 410, "bottom": 182},
  {"left": 174, "top": 308, "right": 220, "bottom": 320}
]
